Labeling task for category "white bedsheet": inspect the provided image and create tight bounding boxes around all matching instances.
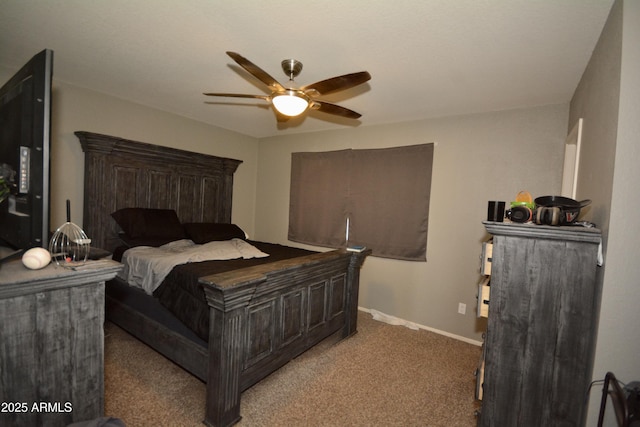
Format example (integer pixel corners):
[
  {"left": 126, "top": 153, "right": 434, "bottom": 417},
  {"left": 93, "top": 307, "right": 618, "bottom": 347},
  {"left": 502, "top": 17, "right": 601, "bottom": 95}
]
[{"left": 117, "top": 238, "right": 269, "bottom": 294}]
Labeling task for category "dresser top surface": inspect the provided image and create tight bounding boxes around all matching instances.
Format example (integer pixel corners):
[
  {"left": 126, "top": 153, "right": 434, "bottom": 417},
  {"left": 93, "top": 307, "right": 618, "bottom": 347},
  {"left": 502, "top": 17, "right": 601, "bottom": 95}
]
[
  {"left": 483, "top": 221, "right": 602, "bottom": 243},
  {"left": 0, "top": 259, "right": 122, "bottom": 297}
]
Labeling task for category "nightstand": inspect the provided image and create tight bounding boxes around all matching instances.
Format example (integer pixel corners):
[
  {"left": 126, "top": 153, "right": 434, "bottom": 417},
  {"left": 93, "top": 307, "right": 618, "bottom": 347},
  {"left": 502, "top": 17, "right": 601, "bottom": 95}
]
[{"left": 0, "top": 259, "right": 122, "bottom": 426}]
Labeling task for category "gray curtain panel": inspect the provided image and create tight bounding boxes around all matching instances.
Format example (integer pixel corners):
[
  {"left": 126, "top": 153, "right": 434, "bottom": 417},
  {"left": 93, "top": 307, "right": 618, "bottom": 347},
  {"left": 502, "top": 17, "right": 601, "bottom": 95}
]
[
  {"left": 289, "top": 149, "right": 351, "bottom": 248},
  {"left": 289, "top": 143, "right": 433, "bottom": 261}
]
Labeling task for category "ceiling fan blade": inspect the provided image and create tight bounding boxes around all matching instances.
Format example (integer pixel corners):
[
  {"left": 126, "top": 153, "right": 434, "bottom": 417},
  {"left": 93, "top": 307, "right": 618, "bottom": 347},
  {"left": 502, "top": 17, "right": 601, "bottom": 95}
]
[
  {"left": 203, "top": 92, "right": 270, "bottom": 101},
  {"left": 301, "top": 71, "right": 371, "bottom": 96},
  {"left": 312, "top": 101, "right": 362, "bottom": 119},
  {"left": 226, "top": 51, "right": 285, "bottom": 92}
]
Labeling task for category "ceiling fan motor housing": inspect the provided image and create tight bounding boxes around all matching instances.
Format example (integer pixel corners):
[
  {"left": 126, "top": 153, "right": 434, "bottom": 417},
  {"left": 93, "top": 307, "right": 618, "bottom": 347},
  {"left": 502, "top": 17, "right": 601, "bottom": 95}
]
[{"left": 281, "top": 59, "right": 303, "bottom": 80}]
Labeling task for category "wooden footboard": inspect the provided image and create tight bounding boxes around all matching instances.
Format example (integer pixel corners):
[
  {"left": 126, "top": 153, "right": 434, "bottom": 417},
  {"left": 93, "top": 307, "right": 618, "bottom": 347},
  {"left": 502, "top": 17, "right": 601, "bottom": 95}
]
[{"left": 200, "top": 248, "right": 370, "bottom": 427}]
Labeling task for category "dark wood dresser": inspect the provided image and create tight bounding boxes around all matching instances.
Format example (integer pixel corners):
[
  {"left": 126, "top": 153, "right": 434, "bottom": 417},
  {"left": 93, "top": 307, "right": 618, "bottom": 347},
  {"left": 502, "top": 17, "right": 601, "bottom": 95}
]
[
  {"left": 0, "top": 259, "right": 122, "bottom": 427},
  {"left": 478, "top": 222, "right": 602, "bottom": 427}
]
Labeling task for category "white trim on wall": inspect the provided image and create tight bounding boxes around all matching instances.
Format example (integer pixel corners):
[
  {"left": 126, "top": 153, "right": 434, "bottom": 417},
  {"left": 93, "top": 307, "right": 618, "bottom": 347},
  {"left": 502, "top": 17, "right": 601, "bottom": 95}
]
[{"left": 561, "top": 118, "right": 583, "bottom": 199}]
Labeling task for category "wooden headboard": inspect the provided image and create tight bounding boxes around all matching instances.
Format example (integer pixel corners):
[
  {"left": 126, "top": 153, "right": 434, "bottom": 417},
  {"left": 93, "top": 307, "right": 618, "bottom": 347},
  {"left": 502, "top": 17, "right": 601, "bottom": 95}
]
[{"left": 76, "top": 131, "right": 242, "bottom": 252}]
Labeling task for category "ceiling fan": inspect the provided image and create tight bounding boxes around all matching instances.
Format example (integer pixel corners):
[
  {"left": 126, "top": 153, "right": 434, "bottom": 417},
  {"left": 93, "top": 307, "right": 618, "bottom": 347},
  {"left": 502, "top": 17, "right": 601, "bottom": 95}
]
[{"left": 204, "top": 51, "right": 371, "bottom": 122}]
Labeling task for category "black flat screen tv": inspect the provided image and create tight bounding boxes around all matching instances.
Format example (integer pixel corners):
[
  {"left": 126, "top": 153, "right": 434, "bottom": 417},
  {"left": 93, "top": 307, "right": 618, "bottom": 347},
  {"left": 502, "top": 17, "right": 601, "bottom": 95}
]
[{"left": 0, "top": 49, "right": 53, "bottom": 263}]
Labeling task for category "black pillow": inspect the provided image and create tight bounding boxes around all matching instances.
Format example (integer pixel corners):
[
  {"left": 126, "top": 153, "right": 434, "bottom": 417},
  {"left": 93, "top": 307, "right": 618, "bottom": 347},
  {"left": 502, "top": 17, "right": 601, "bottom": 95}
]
[
  {"left": 183, "top": 223, "right": 246, "bottom": 244},
  {"left": 111, "top": 208, "right": 145, "bottom": 238},
  {"left": 111, "top": 208, "right": 186, "bottom": 240},
  {"left": 87, "top": 247, "right": 112, "bottom": 260}
]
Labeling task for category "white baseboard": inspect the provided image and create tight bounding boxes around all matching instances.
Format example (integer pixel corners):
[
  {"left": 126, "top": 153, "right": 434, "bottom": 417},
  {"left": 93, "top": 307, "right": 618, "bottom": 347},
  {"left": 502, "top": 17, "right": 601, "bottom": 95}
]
[{"left": 358, "top": 307, "right": 483, "bottom": 346}]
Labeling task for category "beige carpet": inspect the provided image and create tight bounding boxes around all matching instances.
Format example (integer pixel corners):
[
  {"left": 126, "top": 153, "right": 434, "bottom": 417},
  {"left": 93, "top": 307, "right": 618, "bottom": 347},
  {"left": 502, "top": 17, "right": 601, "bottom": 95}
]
[{"left": 104, "top": 312, "right": 482, "bottom": 426}]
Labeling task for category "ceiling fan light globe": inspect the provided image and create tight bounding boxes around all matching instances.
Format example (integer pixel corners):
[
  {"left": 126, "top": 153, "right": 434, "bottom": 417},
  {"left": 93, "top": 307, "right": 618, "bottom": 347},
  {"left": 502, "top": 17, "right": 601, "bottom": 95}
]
[{"left": 272, "top": 92, "right": 309, "bottom": 117}]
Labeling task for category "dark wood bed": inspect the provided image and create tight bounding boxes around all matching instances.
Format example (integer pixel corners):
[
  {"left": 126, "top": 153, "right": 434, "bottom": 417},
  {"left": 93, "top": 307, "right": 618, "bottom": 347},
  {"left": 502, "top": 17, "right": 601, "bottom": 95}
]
[{"left": 76, "top": 131, "right": 370, "bottom": 427}]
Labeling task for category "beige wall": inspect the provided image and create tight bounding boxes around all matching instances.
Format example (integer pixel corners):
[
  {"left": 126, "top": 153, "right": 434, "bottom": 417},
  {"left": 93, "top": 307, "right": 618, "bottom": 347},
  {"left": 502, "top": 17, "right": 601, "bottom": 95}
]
[
  {"left": 570, "top": 0, "right": 640, "bottom": 424},
  {"left": 40, "top": 81, "right": 260, "bottom": 235},
  {"left": 255, "top": 104, "right": 569, "bottom": 342},
  {"left": 569, "top": 0, "right": 621, "bottom": 241}
]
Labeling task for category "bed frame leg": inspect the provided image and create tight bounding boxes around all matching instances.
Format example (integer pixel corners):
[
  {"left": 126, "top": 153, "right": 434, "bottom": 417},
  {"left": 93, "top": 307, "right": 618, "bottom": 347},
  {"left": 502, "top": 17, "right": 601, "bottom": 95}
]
[
  {"left": 203, "top": 299, "right": 250, "bottom": 427},
  {"left": 343, "top": 250, "right": 371, "bottom": 338}
]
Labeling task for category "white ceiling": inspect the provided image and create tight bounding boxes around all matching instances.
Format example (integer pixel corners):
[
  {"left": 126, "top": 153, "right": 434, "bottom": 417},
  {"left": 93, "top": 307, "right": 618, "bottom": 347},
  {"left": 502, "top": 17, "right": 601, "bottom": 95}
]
[{"left": 0, "top": 0, "right": 614, "bottom": 139}]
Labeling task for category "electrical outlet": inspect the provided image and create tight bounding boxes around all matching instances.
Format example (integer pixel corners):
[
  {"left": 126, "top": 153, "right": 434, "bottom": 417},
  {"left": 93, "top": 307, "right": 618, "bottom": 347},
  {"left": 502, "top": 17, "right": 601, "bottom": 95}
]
[{"left": 458, "top": 302, "right": 466, "bottom": 315}]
